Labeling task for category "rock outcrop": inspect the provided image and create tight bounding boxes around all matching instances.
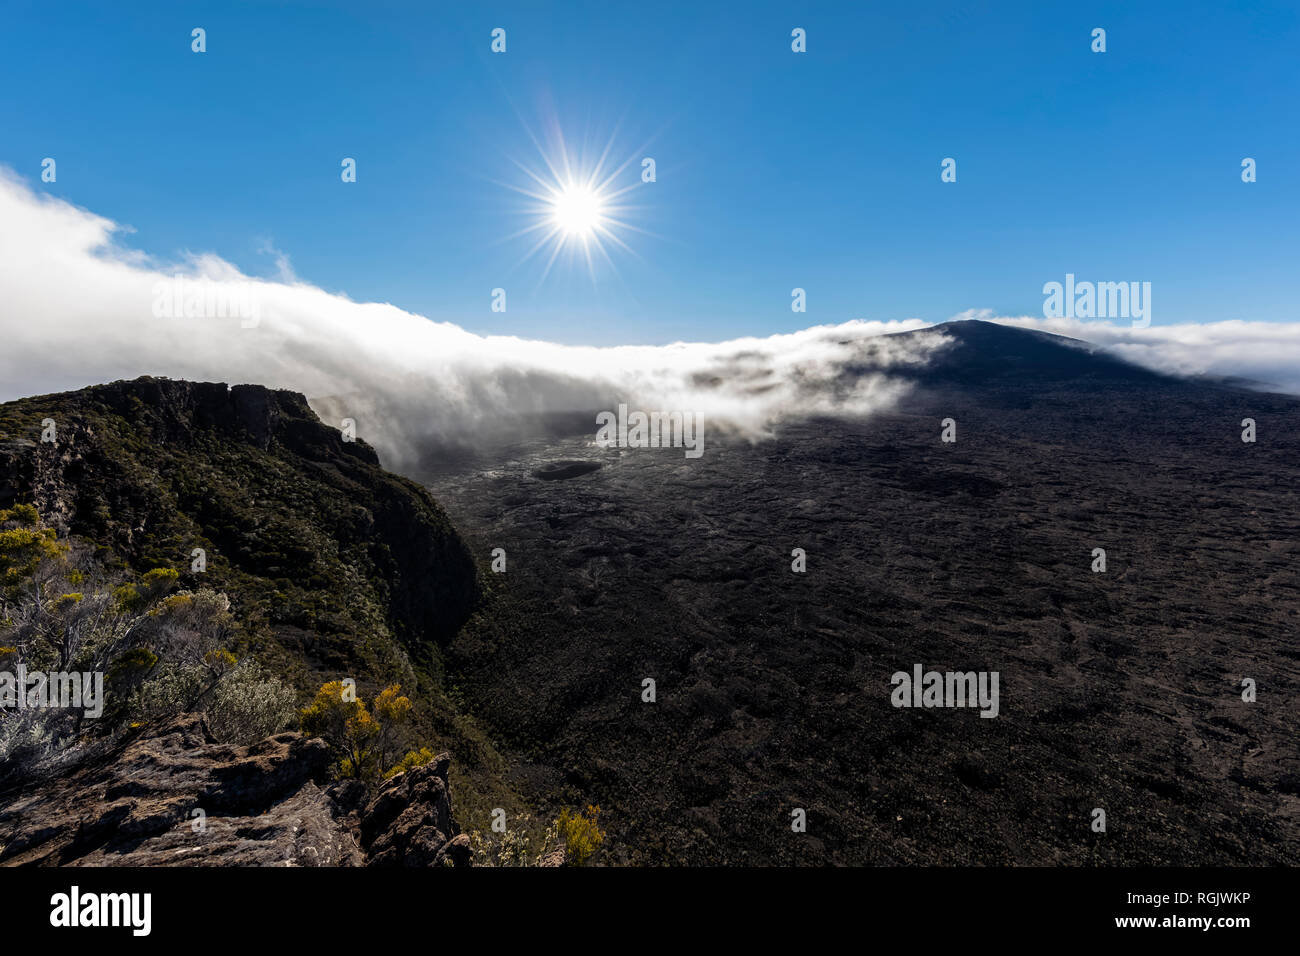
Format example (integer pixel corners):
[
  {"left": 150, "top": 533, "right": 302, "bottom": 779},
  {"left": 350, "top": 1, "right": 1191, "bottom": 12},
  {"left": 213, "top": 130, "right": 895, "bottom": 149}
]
[
  {"left": 0, "top": 715, "right": 465, "bottom": 867},
  {"left": 349, "top": 756, "right": 470, "bottom": 867}
]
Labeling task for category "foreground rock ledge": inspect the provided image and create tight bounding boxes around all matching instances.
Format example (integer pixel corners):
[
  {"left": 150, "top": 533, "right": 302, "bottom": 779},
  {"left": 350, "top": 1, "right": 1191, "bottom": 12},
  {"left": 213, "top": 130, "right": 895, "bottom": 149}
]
[{"left": 0, "top": 716, "right": 469, "bottom": 867}]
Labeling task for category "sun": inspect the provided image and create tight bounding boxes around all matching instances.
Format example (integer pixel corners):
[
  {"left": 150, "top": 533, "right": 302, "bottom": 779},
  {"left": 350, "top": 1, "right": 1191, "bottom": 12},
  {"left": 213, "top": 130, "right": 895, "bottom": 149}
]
[
  {"left": 497, "top": 124, "right": 651, "bottom": 282},
  {"left": 550, "top": 181, "right": 606, "bottom": 238}
]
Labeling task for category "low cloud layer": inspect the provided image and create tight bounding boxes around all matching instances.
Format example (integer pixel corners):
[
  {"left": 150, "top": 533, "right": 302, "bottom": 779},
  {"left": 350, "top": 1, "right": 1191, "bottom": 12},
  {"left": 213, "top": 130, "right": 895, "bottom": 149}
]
[
  {"left": 1, "top": 170, "right": 1297, "bottom": 468},
  {"left": 962, "top": 311, "right": 1300, "bottom": 394}
]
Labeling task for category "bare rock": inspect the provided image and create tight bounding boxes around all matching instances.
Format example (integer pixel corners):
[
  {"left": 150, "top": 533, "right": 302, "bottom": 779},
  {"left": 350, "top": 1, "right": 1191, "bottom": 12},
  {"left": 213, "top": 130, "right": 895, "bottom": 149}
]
[
  {"left": 0, "top": 721, "right": 471, "bottom": 867},
  {"left": 358, "top": 756, "right": 458, "bottom": 867},
  {"left": 0, "top": 715, "right": 363, "bottom": 866}
]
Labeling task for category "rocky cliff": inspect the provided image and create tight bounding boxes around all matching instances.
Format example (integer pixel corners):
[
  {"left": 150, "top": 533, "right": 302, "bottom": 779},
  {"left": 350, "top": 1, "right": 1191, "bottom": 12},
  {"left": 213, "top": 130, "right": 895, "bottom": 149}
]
[
  {"left": 0, "top": 377, "right": 499, "bottom": 866},
  {"left": 0, "top": 376, "right": 480, "bottom": 687}
]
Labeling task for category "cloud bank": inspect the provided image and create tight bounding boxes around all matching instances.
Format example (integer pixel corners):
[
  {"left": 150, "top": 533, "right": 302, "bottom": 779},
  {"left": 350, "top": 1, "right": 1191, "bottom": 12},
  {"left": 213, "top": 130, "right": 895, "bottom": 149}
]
[
  {"left": 1, "top": 170, "right": 1297, "bottom": 469},
  {"left": 957, "top": 310, "right": 1300, "bottom": 394}
]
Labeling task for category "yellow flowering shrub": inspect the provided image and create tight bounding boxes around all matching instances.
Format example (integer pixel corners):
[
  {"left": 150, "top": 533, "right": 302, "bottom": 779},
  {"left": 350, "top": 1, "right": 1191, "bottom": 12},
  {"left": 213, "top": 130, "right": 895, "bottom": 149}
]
[{"left": 556, "top": 804, "right": 605, "bottom": 866}]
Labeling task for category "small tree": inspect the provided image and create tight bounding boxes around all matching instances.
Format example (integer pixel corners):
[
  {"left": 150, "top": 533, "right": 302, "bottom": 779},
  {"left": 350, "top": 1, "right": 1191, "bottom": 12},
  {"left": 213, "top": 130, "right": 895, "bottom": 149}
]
[
  {"left": 301, "top": 681, "right": 376, "bottom": 777},
  {"left": 371, "top": 683, "right": 412, "bottom": 771},
  {"left": 299, "top": 681, "right": 417, "bottom": 780}
]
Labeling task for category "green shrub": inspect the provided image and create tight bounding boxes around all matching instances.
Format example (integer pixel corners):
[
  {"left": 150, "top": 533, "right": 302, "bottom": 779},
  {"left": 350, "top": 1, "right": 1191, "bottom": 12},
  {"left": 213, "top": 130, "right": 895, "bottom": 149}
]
[
  {"left": 556, "top": 805, "right": 605, "bottom": 866},
  {"left": 205, "top": 660, "right": 297, "bottom": 744},
  {"left": 0, "top": 526, "right": 64, "bottom": 591},
  {"left": 108, "top": 647, "right": 159, "bottom": 683},
  {"left": 129, "top": 664, "right": 209, "bottom": 720},
  {"left": 385, "top": 746, "right": 436, "bottom": 779},
  {"left": 112, "top": 583, "right": 143, "bottom": 614},
  {"left": 0, "top": 504, "right": 38, "bottom": 527}
]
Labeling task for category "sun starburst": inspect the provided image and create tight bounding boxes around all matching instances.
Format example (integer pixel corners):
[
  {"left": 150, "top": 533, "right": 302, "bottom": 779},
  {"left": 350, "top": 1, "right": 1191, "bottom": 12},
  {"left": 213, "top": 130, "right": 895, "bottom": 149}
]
[
  {"left": 550, "top": 181, "right": 605, "bottom": 238},
  {"left": 498, "top": 123, "right": 649, "bottom": 282}
]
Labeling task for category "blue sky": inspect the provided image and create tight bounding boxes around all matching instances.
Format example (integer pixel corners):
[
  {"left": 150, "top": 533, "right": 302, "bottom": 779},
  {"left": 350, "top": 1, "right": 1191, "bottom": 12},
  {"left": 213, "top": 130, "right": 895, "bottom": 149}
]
[{"left": 1, "top": 0, "right": 1295, "bottom": 345}]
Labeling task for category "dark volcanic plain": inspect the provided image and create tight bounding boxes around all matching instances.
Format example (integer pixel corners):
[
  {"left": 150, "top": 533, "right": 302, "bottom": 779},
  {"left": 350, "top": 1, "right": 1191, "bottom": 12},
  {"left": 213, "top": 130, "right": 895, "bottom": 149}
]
[{"left": 421, "top": 322, "right": 1300, "bottom": 865}]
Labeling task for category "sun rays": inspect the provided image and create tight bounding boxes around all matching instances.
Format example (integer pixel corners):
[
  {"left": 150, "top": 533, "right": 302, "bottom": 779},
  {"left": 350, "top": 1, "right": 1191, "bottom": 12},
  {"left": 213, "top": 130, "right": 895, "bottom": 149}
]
[{"left": 499, "top": 122, "right": 649, "bottom": 283}]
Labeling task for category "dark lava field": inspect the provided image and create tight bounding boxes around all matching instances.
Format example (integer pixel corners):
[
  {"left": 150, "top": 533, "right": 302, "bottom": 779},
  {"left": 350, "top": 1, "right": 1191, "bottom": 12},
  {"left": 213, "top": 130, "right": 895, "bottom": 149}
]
[{"left": 419, "top": 322, "right": 1300, "bottom": 865}]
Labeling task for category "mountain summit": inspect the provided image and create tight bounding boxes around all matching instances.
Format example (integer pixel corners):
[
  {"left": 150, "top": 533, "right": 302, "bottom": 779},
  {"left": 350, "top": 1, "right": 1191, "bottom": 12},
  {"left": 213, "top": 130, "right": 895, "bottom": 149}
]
[{"left": 890, "top": 319, "right": 1171, "bottom": 388}]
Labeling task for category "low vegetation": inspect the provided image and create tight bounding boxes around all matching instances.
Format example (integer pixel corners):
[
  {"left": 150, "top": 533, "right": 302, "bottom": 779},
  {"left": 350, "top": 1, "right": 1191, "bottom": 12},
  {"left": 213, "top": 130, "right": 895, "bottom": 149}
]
[
  {"left": 467, "top": 804, "right": 605, "bottom": 867},
  {"left": 0, "top": 506, "right": 296, "bottom": 773}
]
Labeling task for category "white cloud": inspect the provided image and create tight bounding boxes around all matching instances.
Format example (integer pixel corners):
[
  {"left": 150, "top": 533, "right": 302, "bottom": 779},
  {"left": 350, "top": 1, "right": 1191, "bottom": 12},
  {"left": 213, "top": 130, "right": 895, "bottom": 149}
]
[
  {"left": 0, "top": 170, "right": 940, "bottom": 466},
  {"left": 1, "top": 171, "right": 1296, "bottom": 468}
]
